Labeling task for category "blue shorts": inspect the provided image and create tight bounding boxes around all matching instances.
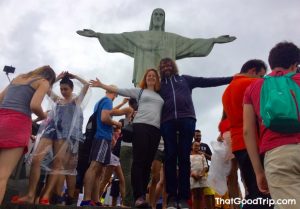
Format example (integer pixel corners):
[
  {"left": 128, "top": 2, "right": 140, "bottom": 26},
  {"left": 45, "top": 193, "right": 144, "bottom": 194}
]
[
  {"left": 42, "top": 121, "right": 77, "bottom": 141},
  {"left": 42, "top": 121, "right": 57, "bottom": 140}
]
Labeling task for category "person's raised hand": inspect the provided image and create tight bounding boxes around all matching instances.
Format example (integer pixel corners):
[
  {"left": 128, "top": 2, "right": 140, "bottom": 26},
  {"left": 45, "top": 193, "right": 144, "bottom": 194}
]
[
  {"left": 89, "top": 77, "right": 102, "bottom": 88},
  {"left": 56, "top": 71, "right": 67, "bottom": 80},
  {"left": 122, "top": 98, "right": 129, "bottom": 104}
]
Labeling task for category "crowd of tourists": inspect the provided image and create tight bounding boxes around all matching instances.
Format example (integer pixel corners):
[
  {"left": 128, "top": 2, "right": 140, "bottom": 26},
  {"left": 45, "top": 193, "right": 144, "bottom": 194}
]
[{"left": 0, "top": 41, "right": 299, "bottom": 209}]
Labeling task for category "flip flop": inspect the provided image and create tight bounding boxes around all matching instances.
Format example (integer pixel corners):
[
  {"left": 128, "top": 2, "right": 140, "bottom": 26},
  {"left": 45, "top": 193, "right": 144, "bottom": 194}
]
[
  {"left": 39, "top": 198, "right": 50, "bottom": 205},
  {"left": 11, "top": 195, "right": 27, "bottom": 204},
  {"left": 11, "top": 195, "right": 19, "bottom": 202}
]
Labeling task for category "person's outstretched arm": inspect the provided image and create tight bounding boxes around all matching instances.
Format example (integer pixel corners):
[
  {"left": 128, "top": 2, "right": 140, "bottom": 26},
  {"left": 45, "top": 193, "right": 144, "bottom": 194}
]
[
  {"left": 113, "top": 98, "right": 129, "bottom": 110},
  {"left": 101, "top": 109, "right": 122, "bottom": 128},
  {"left": 184, "top": 74, "right": 233, "bottom": 89},
  {"left": 90, "top": 77, "right": 118, "bottom": 93},
  {"left": 90, "top": 77, "right": 140, "bottom": 99}
]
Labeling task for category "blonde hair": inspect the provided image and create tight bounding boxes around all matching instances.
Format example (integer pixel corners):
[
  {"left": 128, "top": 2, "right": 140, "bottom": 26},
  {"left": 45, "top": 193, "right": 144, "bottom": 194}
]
[
  {"left": 22, "top": 65, "right": 56, "bottom": 86},
  {"left": 139, "top": 69, "right": 160, "bottom": 91}
]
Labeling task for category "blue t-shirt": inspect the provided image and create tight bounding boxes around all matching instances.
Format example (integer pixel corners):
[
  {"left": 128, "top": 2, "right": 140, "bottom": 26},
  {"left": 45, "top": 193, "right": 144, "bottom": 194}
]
[{"left": 94, "top": 97, "right": 113, "bottom": 140}]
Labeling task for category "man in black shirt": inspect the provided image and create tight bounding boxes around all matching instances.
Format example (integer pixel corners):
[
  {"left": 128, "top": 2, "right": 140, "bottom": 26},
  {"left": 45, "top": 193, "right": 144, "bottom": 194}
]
[{"left": 193, "top": 129, "right": 212, "bottom": 162}]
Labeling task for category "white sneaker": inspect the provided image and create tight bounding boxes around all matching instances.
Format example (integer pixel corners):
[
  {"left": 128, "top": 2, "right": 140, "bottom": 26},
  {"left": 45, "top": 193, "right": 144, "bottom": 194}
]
[
  {"left": 178, "top": 200, "right": 190, "bottom": 209},
  {"left": 167, "top": 197, "right": 178, "bottom": 209}
]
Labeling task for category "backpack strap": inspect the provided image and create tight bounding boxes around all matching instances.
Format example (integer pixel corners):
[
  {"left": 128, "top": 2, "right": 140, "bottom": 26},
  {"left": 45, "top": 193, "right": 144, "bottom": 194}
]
[
  {"left": 263, "top": 72, "right": 296, "bottom": 82},
  {"left": 285, "top": 72, "right": 296, "bottom": 78},
  {"left": 137, "top": 89, "right": 144, "bottom": 106},
  {"left": 265, "top": 71, "right": 296, "bottom": 78},
  {"left": 135, "top": 89, "right": 144, "bottom": 113},
  {"left": 130, "top": 89, "right": 144, "bottom": 122}
]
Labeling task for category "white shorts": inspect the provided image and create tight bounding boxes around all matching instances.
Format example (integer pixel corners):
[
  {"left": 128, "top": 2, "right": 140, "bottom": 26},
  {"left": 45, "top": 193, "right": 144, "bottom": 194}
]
[
  {"left": 190, "top": 176, "right": 208, "bottom": 189},
  {"left": 108, "top": 153, "right": 120, "bottom": 166}
]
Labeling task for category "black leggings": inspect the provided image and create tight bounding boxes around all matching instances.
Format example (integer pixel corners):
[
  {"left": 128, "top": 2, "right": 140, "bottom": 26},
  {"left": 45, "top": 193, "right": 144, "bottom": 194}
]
[{"left": 131, "top": 123, "right": 161, "bottom": 200}]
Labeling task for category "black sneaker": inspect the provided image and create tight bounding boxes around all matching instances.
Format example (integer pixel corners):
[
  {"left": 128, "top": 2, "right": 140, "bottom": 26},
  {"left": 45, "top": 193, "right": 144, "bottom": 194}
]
[
  {"left": 51, "top": 194, "right": 64, "bottom": 205},
  {"left": 167, "top": 197, "right": 178, "bottom": 209},
  {"left": 178, "top": 199, "right": 190, "bottom": 209},
  {"left": 65, "top": 195, "right": 77, "bottom": 205}
]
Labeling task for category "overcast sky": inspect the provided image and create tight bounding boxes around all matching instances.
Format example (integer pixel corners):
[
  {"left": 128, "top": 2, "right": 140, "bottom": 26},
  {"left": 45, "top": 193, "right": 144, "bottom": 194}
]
[{"left": 0, "top": 0, "right": 299, "bottom": 146}]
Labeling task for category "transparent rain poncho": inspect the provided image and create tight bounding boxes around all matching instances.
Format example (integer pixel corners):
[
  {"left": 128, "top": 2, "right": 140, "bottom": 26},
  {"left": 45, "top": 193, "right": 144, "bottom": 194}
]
[
  {"left": 207, "top": 135, "right": 232, "bottom": 195},
  {"left": 26, "top": 79, "right": 90, "bottom": 175}
]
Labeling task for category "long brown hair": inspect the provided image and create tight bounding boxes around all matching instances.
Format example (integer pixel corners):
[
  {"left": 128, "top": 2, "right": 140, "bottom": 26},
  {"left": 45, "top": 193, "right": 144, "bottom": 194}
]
[
  {"left": 158, "top": 57, "right": 179, "bottom": 78},
  {"left": 22, "top": 65, "right": 56, "bottom": 86},
  {"left": 139, "top": 68, "right": 160, "bottom": 91}
]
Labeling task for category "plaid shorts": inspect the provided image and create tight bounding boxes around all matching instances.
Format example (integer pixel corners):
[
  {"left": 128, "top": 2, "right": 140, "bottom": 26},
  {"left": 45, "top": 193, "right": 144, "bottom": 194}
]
[{"left": 89, "top": 139, "right": 111, "bottom": 165}]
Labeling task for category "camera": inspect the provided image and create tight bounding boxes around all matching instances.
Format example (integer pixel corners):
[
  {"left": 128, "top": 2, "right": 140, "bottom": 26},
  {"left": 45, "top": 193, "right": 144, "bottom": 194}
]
[{"left": 3, "top": 66, "right": 15, "bottom": 74}]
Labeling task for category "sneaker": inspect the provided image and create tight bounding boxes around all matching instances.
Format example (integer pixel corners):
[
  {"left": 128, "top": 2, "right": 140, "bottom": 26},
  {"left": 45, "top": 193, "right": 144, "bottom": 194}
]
[
  {"left": 95, "top": 201, "right": 103, "bottom": 206},
  {"left": 167, "top": 196, "right": 178, "bottom": 209},
  {"left": 80, "top": 200, "right": 96, "bottom": 206},
  {"left": 135, "top": 196, "right": 149, "bottom": 208},
  {"left": 51, "top": 194, "right": 64, "bottom": 205},
  {"left": 178, "top": 200, "right": 190, "bottom": 209},
  {"left": 65, "top": 196, "right": 77, "bottom": 205}
]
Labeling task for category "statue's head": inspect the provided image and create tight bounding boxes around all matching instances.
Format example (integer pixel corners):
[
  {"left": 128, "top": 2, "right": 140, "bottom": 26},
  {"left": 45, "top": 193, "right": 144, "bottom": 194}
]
[
  {"left": 149, "top": 8, "right": 165, "bottom": 31},
  {"left": 158, "top": 57, "right": 179, "bottom": 78}
]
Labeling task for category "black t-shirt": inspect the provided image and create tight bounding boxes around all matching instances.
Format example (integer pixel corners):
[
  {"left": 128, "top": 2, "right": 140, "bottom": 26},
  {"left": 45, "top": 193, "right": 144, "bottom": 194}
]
[
  {"left": 200, "top": 142, "right": 212, "bottom": 158},
  {"left": 200, "top": 142, "right": 212, "bottom": 169}
]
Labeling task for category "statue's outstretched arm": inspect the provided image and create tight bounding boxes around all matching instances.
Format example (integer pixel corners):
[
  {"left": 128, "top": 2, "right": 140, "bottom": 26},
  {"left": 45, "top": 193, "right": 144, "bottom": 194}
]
[
  {"left": 76, "top": 29, "right": 99, "bottom": 38},
  {"left": 214, "top": 35, "right": 236, "bottom": 44}
]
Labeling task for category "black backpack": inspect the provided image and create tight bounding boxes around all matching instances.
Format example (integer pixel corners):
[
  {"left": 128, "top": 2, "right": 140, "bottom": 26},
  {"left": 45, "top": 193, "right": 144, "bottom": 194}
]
[
  {"left": 84, "top": 113, "right": 97, "bottom": 143},
  {"left": 85, "top": 98, "right": 105, "bottom": 141},
  {"left": 78, "top": 99, "right": 104, "bottom": 161}
]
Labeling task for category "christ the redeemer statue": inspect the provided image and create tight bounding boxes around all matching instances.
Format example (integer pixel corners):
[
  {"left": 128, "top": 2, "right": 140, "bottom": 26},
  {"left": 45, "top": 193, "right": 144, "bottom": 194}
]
[{"left": 77, "top": 8, "right": 236, "bottom": 85}]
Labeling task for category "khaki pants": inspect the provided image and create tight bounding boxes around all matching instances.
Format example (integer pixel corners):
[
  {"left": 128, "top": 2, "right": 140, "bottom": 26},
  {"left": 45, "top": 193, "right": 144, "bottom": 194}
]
[{"left": 264, "top": 144, "right": 300, "bottom": 209}]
